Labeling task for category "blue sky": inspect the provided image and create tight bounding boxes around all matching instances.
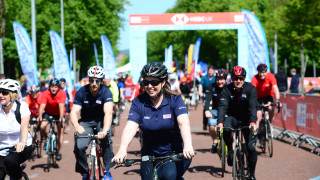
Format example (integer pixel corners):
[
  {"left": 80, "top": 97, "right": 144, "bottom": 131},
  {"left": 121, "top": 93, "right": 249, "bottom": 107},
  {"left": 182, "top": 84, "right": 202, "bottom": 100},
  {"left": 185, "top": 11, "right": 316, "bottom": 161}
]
[{"left": 117, "top": 0, "right": 177, "bottom": 51}]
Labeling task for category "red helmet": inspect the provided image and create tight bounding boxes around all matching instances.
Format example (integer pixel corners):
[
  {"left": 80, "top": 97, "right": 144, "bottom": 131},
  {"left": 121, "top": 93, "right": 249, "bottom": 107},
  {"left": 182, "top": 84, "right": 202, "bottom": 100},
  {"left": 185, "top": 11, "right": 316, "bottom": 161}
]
[
  {"left": 231, "top": 66, "right": 246, "bottom": 77},
  {"left": 257, "top": 64, "right": 268, "bottom": 72},
  {"left": 215, "top": 69, "right": 228, "bottom": 78}
]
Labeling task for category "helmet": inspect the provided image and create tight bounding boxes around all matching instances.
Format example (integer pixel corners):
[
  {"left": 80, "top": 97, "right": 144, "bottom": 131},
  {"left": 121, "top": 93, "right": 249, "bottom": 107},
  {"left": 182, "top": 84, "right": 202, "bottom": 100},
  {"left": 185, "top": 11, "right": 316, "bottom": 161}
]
[
  {"left": 30, "top": 85, "right": 40, "bottom": 93},
  {"left": 140, "top": 62, "right": 168, "bottom": 79},
  {"left": 257, "top": 64, "right": 268, "bottom": 72},
  {"left": 87, "top": 66, "right": 105, "bottom": 79},
  {"left": 231, "top": 66, "right": 246, "bottom": 77},
  {"left": 0, "top": 79, "right": 20, "bottom": 93},
  {"left": 169, "top": 73, "right": 177, "bottom": 80},
  {"left": 215, "top": 69, "right": 228, "bottom": 78},
  {"left": 180, "top": 76, "right": 187, "bottom": 83},
  {"left": 49, "top": 78, "right": 61, "bottom": 86},
  {"left": 60, "top": 78, "right": 66, "bottom": 83}
]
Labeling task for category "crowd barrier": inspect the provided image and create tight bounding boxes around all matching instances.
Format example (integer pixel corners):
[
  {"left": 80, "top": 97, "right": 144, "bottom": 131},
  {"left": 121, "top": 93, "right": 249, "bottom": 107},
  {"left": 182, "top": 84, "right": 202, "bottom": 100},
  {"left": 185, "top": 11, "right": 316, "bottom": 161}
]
[{"left": 273, "top": 93, "right": 320, "bottom": 155}]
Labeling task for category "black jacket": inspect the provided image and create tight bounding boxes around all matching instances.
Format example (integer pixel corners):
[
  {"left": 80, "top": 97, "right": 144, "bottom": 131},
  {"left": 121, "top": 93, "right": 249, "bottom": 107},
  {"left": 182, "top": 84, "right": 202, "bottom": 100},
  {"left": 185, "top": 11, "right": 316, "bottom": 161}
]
[
  {"left": 275, "top": 71, "right": 288, "bottom": 92},
  {"left": 218, "top": 82, "right": 257, "bottom": 124},
  {"left": 204, "top": 83, "right": 224, "bottom": 111}
]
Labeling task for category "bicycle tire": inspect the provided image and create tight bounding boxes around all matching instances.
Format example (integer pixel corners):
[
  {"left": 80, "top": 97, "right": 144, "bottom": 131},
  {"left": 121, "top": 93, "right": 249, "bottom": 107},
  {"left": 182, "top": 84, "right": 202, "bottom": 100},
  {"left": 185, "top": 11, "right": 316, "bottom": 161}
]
[
  {"left": 30, "top": 127, "right": 37, "bottom": 160},
  {"left": 46, "top": 138, "right": 51, "bottom": 171},
  {"left": 221, "top": 138, "right": 225, "bottom": 177},
  {"left": 90, "top": 156, "right": 96, "bottom": 180},
  {"left": 266, "top": 120, "right": 273, "bottom": 157},
  {"left": 37, "top": 133, "right": 42, "bottom": 158},
  {"left": 232, "top": 147, "right": 239, "bottom": 180},
  {"left": 52, "top": 138, "right": 57, "bottom": 167},
  {"left": 22, "top": 172, "right": 29, "bottom": 180}
]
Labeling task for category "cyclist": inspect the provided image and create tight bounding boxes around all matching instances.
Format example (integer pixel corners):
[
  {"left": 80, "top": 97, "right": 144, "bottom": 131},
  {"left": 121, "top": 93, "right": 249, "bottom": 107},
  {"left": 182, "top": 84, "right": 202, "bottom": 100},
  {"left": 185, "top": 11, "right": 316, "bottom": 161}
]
[
  {"left": 38, "top": 78, "right": 66, "bottom": 161},
  {"left": 251, "top": 64, "right": 281, "bottom": 127},
  {"left": 112, "top": 62, "right": 194, "bottom": 180},
  {"left": 179, "top": 76, "right": 192, "bottom": 112},
  {"left": 0, "top": 79, "right": 33, "bottom": 180},
  {"left": 105, "top": 77, "right": 120, "bottom": 126},
  {"left": 204, "top": 69, "right": 228, "bottom": 153},
  {"left": 25, "top": 85, "right": 42, "bottom": 119},
  {"left": 70, "top": 66, "right": 114, "bottom": 180},
  {"left": 217, "top": 66, "right": 258, "bottom": 180},
  {"left": 169, "top": 73, "right": 181, "bottom": 93},
  {"left": 60, "top": 78, "right": 73, "bottom": 127},
  {"left": 199, "top": 66, "right": 215, "bottom": 130}
]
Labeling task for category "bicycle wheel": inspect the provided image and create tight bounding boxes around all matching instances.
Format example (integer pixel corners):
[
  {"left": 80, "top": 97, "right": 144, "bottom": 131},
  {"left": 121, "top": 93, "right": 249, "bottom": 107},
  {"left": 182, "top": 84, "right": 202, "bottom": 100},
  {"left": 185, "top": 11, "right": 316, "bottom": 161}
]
[
  {"left": 90, "top": 156, "right": 96, "bottom": 180},
  {"left": 37, "top": 133, "right": 42, "bottom": 158},
  {"left": 22, "top": 172, "right": 29, "bottom": 180},
  {"left": 266, "top": 120, "right": 273, "bottom": 157},
  {"left": 52, "top": 139, "right": 57, "bottom": 167},
  {"left": 46, "top": 139, "right": 51, "bottom": 171},
  {"left": 30, "top": 127, "right": 37, "bottom": 160},
  {"left": 220, "top": 138, "right": 226, "bottom": 177},
  {"left": 232, "top": 148, "right": 240, "bottom": 180}
]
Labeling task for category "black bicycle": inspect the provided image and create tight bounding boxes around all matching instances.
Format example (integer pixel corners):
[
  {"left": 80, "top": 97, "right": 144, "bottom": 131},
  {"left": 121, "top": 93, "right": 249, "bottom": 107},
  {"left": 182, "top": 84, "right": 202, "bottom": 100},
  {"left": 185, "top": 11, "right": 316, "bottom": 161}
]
[
  {"left": 0, "top": 146, "right": 29, "bottom": 180},
  {"left": 45, "top": 116, "right": 61, "bottom": 171},
  {"left": 115, "top": 152, "right": 194, "bottom": 180},
  {"left": 29, "top": 117, "right": 42, "bottom": 159}
]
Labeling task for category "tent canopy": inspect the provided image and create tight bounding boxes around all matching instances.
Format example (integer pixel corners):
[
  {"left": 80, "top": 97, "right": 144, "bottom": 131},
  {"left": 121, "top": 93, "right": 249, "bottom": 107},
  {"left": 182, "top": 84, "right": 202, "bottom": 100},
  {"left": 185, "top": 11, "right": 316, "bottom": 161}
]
[{"left": 116, "top": 63, "right": 131, "bottom": 73}]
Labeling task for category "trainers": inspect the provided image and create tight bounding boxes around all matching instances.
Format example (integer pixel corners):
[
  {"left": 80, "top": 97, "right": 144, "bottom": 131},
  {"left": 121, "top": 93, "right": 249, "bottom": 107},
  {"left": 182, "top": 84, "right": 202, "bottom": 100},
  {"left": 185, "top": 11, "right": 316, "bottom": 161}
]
[
  {"left": 227, "top": 150, "right": 233, "bottom": 166},
  {"left": 82, "top": 174, "right": 88, "bottom": 180},
  {"left": 56, "top": 152, "right": 62, "bottom": 161},
  {"left": 104, "top": 170, "right": 113, "bottom": 180},
  {"left": 211, "top": 143, "right": 218, "bottom": 154},
  {"left": 43, "top": 141, "right": 47, "bottom": 150},
  {"left": 203, "top": 125, "right": 207, "bottom": 131},
  {"left": 249, "top": 176, "right": 256, "bottom": 180}
]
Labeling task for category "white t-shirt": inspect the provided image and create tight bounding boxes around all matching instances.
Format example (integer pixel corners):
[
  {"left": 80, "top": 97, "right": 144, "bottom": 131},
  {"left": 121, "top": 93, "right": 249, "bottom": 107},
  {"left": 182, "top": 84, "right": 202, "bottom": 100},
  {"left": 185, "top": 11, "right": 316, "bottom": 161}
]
[
  {"left": 170, "top": 80, "right": 180, "bottom": 92},
  {"left": 0, "top": 101, "right": 32, "bottom": 156}
]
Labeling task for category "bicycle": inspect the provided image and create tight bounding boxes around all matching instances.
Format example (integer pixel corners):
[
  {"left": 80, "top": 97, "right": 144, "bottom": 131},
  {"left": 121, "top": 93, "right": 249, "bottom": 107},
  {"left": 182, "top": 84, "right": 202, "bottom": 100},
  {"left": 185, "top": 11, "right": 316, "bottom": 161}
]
[
  {"left": 259, "top": 103, "right": 279, "bottom": 157},
  {"left": 217, "top": 128, "right": 228, "bottom": 177},
  {"left": 29, "top": 117, "right": 42, "bottom": 159},
  {"left": 45, "top": 116, "right": 61, "bottom": 172},
  {"left": 223, "top": 126, "right": 253, "bottom": 180},
  {"left": 74, "top": 129, "right": 108, "bottom": 180},
  {"left": 0, "top": 146, "right": 29, "bottom": 180},
  {"left": 115, "top": 151, "right": 194, "bottom": 180}
]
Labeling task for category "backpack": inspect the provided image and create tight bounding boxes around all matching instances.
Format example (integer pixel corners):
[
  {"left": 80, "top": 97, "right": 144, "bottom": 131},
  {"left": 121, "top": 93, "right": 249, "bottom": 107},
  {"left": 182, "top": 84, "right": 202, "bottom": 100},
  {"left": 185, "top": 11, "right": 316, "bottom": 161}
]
[{"left": 15, "top": 100, "right": 21, "bottom": 124}]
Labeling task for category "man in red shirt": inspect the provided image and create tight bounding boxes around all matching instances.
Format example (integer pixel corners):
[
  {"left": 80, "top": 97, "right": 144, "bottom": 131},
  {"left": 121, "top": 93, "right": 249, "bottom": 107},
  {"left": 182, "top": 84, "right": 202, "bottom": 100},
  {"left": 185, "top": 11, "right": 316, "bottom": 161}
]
[
  {"left": 38, "top": 78, "right": 66, "bottom": 161},
  {"left": 251, "top": 64, "right": 281, "bottom": 129},
  {"left": 25, "top": 85, "right": 42, "bottom": 118}
]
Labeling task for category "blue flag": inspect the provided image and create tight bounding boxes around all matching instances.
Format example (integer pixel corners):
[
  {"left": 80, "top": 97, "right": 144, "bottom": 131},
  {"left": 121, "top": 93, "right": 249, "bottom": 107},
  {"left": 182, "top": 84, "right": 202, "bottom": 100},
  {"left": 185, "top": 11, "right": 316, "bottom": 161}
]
[
  {"left": 50, "top": 30, "right": 73, "bottom": 91},
  {"left": 242, "top": 9, "right": 270, "bottom": 80},
  {"left": 167, "top": 45, "right": 173, "bottom": 73},
  {"left": 193, "top": 37, "right": 202, "bottom": 73},
  {"left": 101, "top": 35, "right": 116, "bottom": 79},
  {"left": 13, "top": 22, "right": 38, "bottom": 87},
  {"left": 93, "top": 43, "right": 99, "bottom": 66}
]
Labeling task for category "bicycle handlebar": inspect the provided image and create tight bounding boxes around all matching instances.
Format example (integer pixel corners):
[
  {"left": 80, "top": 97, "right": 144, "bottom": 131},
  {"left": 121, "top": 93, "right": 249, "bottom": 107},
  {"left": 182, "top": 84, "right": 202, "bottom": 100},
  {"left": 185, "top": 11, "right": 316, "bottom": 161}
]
[
  {"left": 74, "top": 133, "right": 99, "bottom": 139},
  {"left": 0, "top": 146, "right": 16, "bottom": 152},
  {"left": 259, "top": 102, "right": 281, "bottom": 113}
]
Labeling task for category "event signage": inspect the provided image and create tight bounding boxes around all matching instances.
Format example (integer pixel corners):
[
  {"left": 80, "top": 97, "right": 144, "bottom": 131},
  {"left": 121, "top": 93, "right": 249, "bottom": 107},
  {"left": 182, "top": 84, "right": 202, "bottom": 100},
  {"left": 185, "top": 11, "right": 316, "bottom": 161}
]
[
  {"left": 167, "top": 45, "right": 173, "bottom": 73},
  {"left": 192, "top": 37, "right": 202, "bottom": 73},
  {"left": 242, "top": 9, "right": 270, "bottom": 80},
  {"left": 101, "top": 34, "right": 116, "bottom": 79},
  {"left": 49, "top": 30, "right": 73, "bottom": 91},
  {"left": 13, "top": 22, "right": 38, "bottom": 87},
  {"left": 187, "top": 44, "right": 194, "bottom": 73}
]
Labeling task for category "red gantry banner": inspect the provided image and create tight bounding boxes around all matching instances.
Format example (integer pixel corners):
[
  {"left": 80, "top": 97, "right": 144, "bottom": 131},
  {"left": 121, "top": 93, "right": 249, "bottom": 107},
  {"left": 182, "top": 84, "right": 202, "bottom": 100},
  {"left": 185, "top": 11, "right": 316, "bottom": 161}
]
[
  {"left": 273, "top": 94, "right": 320, "bottom": 139},
  {"left": 130, "top": 12, "right": 244, "bottom": 25}
]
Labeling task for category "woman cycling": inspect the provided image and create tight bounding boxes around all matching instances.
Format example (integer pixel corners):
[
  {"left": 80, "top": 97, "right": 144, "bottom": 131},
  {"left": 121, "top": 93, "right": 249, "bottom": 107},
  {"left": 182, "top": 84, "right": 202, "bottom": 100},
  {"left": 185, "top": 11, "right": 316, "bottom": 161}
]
[
  {"left": 0, "top": 79, "right": 33, "bottom": 180},
  {"left": 112, "top": 62, "right": 194, "bottom": 180}
]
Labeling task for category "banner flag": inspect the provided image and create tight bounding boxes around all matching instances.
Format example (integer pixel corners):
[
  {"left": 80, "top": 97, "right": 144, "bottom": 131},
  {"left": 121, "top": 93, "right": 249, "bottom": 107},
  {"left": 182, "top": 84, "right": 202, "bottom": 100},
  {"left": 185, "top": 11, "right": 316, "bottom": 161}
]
[
  {"left": 167, "top": 45, "right": 173, "bottom": 73},
  {"left": 184, "top": 54, "right": 188, "bottom": 70},
  {"left": 269, "top": 46, "right": 275, "bottom": 74},
  {"left": 49, "top": 30, "right": 73, "bottom": 91},
  {"left": 242, "top": 9, "right": 270, "bottom": 80},
  {"left": 187, "top": 44, "right": 194, "bottom": 73},
  {"left": 164, "top": 47, "right": 168, "bottom": 68},
  {"left": 13, "top": 22, "right": 38, "bottom": 87},
  {"left": 70, "top": 49, "right": 73, "bottom": 68},
  {"left": 192, "top": 37, "right": 202, "bottom": 73},
  {"left": 101, "top": 34, "right": 116, "bottom": 79},
  {"left": 174, "top": 59, "right": 180, "bottom": 71},
  {"left": 93, "top": 43, "right": 99, "bottom": 66}
]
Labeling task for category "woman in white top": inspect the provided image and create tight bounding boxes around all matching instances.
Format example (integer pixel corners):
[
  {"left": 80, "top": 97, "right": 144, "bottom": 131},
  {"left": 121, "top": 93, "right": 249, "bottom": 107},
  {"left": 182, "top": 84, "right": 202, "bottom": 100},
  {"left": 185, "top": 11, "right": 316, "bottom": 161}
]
[{"left": 0, "top": 79, "right": 32, "bottom": 180}]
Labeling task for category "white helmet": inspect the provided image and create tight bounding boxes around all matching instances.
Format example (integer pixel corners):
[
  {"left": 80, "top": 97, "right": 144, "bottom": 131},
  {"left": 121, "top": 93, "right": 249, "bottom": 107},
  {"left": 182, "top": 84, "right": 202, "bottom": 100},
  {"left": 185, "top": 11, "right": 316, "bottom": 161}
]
[
  {"left": 0, "top": 79, "right": 20, "bottom": 93},
  {"left": 87, "top": 66, "right": 105, "bottom": 78},
  {"left": 169, "top": 73, "right": 177, "bottom": 80}
]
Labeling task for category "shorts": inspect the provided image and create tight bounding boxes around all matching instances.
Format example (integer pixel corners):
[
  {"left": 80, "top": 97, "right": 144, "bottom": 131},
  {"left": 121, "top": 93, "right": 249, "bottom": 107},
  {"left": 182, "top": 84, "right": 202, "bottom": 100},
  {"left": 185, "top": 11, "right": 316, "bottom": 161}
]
[
  {"left": 43, "top": 113, "right": 60, "bottom": 121},
  {"left": 208, "top": 109, "right": 218, "bottom": 126},
  {"left": 257, "top": 95, "right": 274, "bottom": 110}
]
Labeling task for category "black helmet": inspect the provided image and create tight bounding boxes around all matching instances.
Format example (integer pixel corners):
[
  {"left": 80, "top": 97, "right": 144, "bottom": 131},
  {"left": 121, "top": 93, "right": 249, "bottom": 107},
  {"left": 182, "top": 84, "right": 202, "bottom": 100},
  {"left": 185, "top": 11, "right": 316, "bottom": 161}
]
[
  {"left": 30, "top": 85, "right": 40, "bottom": 93},
  {"left": 230, "top": 66, "right": 246, "bottom": 77},
  {"left": 49, "top": 78, "right": 61, "bottom": 86},
  {"left": 257, "top": 64, "right": 268, "bottom": 72},
  {"left": 60, "top": 78, "right": 66, "bottom": 83},
  {"left": 215, "top": 69, "right": 228, "bottom": 78},
  {"left": 141, "top": 62, "right": 168, "bottom": 79}
]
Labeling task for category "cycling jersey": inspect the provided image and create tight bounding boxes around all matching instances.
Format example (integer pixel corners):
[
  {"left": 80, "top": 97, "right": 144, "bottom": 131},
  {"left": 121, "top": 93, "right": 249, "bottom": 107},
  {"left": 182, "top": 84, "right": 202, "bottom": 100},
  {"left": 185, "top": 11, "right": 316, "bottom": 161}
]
[
  {"left": 73, "top": 84, "right": 113, "bottom": 121},
  {"left": 204, "top": 83, "right": 224, "bottom": 111},
  {"left": 40, "top": 89, "right": 66, "bottom": 116},
  {"left": 179, "top": 83, "right": 191, "bottom": 98},
  {"left": 251, "top": 73, "right": 277, "bottom": 99},
  {"left": 200, "top": 75, "right": 215, "bottom": 93},
  {"left": 218, "top": 82, "right": 258, "bottom": 124},
  {"left": 128, "top": 93, "right": 188, "bottom": 156},
  {"left": 24, "top": 92, "right": 43, "bottom": 117},
  {"left": 106, "top": 80, "right": 119, "bottom": 103}
]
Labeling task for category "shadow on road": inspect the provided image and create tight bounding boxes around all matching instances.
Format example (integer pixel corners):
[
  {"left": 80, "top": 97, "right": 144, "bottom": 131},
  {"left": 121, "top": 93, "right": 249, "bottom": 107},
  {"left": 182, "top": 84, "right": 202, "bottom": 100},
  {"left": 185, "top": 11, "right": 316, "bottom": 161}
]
[
  {"left": 194, "top": 148, "right": 211, "bottom": 153},
  {"left": 31, "top": 163, "right": 60, "bottom": 172},
  {"left": 188, "top": 165, "right": 231, "bottom": 178},
  {"left": 192, "top": 131, "right": 209, "bottom": 136}
]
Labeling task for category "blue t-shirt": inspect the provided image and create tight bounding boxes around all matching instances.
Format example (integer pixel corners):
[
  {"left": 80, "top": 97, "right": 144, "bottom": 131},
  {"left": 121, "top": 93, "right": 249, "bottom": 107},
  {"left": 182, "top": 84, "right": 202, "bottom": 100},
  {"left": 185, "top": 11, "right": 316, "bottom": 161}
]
[
  {"left": 73, "top": 84, "right": 113, "bottom": 121},
  {"left": 117, "top": 81, "right": 125, "bottom": 89},
  {"left": 200, "top": 75, "right": 216, "bottom": 93},
  {"left": 128, "top": 93, "right": 188, "bottom": 156}
]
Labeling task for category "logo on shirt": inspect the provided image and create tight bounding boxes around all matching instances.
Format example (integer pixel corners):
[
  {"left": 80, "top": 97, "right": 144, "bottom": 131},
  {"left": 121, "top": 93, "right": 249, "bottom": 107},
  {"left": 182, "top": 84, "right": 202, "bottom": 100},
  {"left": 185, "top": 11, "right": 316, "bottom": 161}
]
[
  {"left": 179, "top": 107, "right": 186, "bottom": 109},
  {"left": 129, "top": 113, "right": 133, "bottom": 116},
  {"left": 96, "top": 100, "right": 102, "bottom": 104},
  {"left": 84, "top": 101, "right": 89, "bottom": 104},
  {"left": 242, "top": 94, "right": 246, "bottom": 98},
  {"left": 107, "top": 98, "right": 113, "bottom": 101},
  {"left": 213, "top": 93, "right": 217, "bottom": 96},
  {"left": 265, "top": 84, "right": 270, "bottom": 87},
  {"left": 144, "top": 116, "right": 150, "bottom": 119},
  {"left": 163, "top": 114, "right": 172, "bottom": 119}
]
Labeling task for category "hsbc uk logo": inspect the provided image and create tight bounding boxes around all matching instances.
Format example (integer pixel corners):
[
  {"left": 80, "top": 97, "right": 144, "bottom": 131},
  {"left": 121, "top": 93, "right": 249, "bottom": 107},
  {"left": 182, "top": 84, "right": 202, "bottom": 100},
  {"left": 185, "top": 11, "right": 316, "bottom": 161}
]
[{"left": 171, "top": 14, "right": 189, "bottom": 25}]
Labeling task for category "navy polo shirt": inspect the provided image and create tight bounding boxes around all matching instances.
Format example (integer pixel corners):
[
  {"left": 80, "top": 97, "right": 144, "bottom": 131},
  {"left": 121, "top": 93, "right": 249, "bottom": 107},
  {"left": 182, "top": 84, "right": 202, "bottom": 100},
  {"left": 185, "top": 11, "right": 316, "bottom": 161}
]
[
  {"left": 73, "top": 84, "right": 113, "bottom": 121},
  {"left": 128, "top": 93, "right": 188, "bottom": 156}
]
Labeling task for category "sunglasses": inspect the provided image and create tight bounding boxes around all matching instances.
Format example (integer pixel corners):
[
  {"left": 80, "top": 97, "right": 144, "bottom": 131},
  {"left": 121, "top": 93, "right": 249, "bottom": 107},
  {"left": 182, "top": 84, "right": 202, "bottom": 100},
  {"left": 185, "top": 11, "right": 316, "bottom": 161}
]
[
  {"left": 142, "top": 80, "right": 161, "bottom": 86},
  {"left": 0, "top": 90, "right": 9, "bottom": 96},
  {"left": 233, "top": 76, "right": 245, "bottom": 81},
  {"left": 258, "top": 71, "right": 267, "bottom": 74},
  {"left": 89, "top": 79, "right": 101, "bottom": 84}
]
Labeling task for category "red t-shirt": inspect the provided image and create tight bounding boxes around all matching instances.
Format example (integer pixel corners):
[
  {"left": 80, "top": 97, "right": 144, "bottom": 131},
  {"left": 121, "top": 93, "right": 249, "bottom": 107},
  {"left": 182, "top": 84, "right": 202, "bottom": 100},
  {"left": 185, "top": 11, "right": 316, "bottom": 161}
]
[
  {"left": 25, "top": 92, "right": 43, "bottom": 117},
  {"left": 251, "top": 72, "right": 277, "bottom": 98},
  {"left": 40, "top": 89, "right": 66, "bottom": 116}
]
